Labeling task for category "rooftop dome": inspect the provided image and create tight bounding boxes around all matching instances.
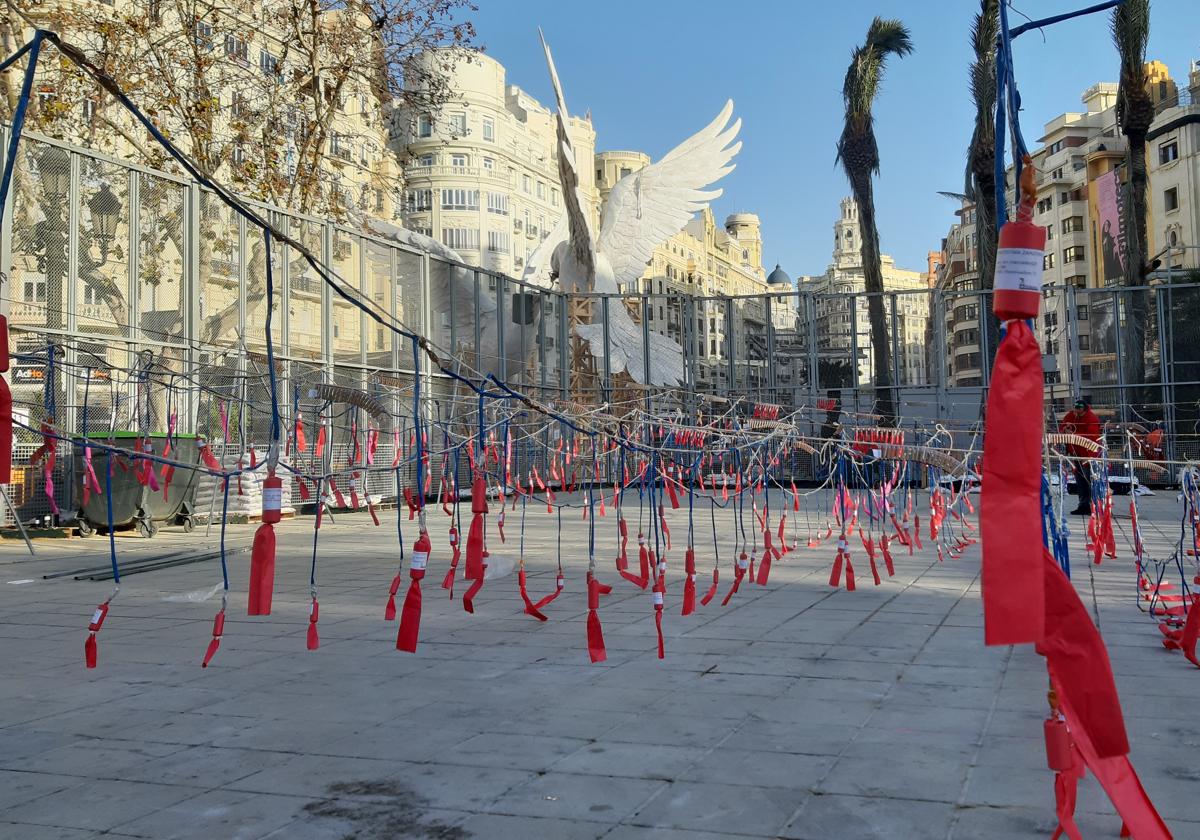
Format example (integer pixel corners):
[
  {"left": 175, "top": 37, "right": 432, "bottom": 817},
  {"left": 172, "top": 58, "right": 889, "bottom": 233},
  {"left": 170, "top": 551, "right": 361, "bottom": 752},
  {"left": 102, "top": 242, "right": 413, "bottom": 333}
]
[{"left": 767, "top": 264, "right": 791, "bottom": 285}]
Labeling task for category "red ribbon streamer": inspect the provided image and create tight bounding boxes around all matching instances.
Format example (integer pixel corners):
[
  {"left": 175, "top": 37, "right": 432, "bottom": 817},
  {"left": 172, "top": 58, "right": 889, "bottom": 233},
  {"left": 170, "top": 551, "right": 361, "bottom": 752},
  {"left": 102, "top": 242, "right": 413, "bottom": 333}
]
[
  {"left": 396, "top": 531, "right": 430, "bottom": 652},
  {"left": 682, "top": 548, "right": 697, "bottom": 615},
  {"left": 247, "top": 522, "right": 276, "bottom": 615},
  {"left": 586, "top": 575, "right": 607, "bottom": 663},
  {"left": 306, "top": 598, "right": 320, "bottom": 650},
  {"left": 981, "top": 318, "right": 1045, "bottom": 646},
  {"left": 518, "top": 568, "right": 549, "bottom": 621},
  {"left": 700, "top": 567, "right": 720, "bottom": 606},
  {"left": 201, "top": 609, "right": 224, "bottom": 667}
]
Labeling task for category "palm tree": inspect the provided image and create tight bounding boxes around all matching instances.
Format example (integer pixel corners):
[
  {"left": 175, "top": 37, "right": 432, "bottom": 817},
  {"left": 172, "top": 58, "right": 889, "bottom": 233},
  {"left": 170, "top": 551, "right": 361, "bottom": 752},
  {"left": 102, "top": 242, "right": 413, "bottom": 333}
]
[
  {"left": 966, "top": 0, "right": 1000, "bottom": 362},
  {"left": 837, "top": 17, "right": 913, "bottom": 423},
  {"left": 1112, "top": 0, "right": 1153, "bottom": 395}
]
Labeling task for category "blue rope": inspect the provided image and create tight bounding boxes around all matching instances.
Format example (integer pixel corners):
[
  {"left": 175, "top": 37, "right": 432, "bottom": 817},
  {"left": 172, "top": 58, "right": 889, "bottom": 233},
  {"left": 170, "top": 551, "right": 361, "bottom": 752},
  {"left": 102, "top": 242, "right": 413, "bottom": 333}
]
[
  {"left": 0, "top": 33, "right": 43, "bottom": 220},
  {"left": 411, "top": 337, "right": 423, "bottom": 513},
  {"left": 218, "top": 477, "right": 230, "bottom": 592},
  {"left": 104, "top": 453, "right": 118, "bottom": 583},
  {"left": 310, "top": 478, "right": 323, "bottom": 589},
  {"left": 263, "top": 229, "right": 281, "bottom": 447}
]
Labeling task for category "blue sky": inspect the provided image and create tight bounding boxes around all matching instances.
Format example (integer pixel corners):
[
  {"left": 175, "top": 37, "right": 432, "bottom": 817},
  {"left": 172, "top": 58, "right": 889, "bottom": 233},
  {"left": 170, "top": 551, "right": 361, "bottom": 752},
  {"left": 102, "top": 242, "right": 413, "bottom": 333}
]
[{"left": 467, "top": 0, "right": 1197, "bottom": 277}]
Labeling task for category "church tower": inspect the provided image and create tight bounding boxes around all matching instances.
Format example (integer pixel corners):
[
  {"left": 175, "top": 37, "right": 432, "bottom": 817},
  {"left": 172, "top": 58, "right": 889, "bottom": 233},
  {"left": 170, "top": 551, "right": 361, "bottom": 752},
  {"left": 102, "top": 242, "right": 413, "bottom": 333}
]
[{"left": 833, "top": 197, "right": 862, "bottom": 270}]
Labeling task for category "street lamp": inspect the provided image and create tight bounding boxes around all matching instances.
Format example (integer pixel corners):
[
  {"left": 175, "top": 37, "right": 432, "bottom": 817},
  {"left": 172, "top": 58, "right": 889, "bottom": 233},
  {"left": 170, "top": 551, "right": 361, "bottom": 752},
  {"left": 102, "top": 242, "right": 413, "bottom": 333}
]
[
  {"left": 41, "top": 162, "right": 69, "bottom": 200},
  {"left": 87, "top": 184, "right": 121, "bottom": 262}
]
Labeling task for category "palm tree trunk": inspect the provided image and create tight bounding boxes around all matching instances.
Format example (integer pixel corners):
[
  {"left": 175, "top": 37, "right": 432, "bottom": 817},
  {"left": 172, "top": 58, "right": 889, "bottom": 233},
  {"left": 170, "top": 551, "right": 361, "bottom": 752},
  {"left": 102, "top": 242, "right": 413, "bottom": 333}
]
[
  {"left": 848, "top": 168, "right": 895, "bottom": 421},
  {"left": 1124, "top": 130, "right": 1149, "bottom": 400},
  {"left": 972, "top": 163, "right": 1001, "bottom": 364}
]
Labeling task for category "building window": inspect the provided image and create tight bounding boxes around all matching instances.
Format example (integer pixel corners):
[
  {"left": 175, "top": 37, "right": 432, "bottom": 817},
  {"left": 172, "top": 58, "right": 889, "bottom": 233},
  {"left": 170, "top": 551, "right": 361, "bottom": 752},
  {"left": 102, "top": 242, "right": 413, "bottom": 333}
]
[
  {"left": 192, "top": 20, "right": 215, "bottom": 50},
  {"left": 536, "top": 181, "right": 545, "bottom": 199},
  {"left": 487, "top": 231, "right": 509, "bottom": 253},
  {"left": 417, "top": 115, "right": 432, "bottom": 138},
  {"left": 259, "top": 50, "right": 278, "bottom": 78},
  {"left": 482, "top": 157, "right": 494, "bottom": 171},
  {"left": 1078, "top": 334, "right": 1090, "bottom": 350},
  {"left": 1076, "top": 305, "right": 1088, "bottom": 320},
  {"left": 1037, "top": 198, "right": 1053, "bottom": 214},
  {"left": 418, "top": 154, "right": 434, "bottom": 167},
  {"left": 441, "top": 188, "right": 479, "bottom": 211},
  {"left": 522, "top": 175, "right": 532, "bottom": 193},
  {"left": 451, "top": 153, "right": 468, "bottom": 168},
  {"left": 1062, "top": 216, "right": 1084, "bottom": 233},
  {"left": 82, "top": 99, "right": 96, "bottom": 122},
  {"left": 1165, "top": 187, "right": 1179, "bottom": 211},
  {"left": 1043, "top": 253, "right": 1056, "bottom": 270},
  {"left": 1053, "top": 167, "right": 1064, "bottom": 180},
  {"left": 1044, "top": 311, "right": 1058, "bottom": 329},
  {"left": 486, "top": 192, "right": 508, "bottom": 215},
  {"left": 1080, "top": 364, "right": 1092, "bottom": 380},
  {"left": 449, "top": 113, "right": 467, "bottom": 135},
  {"left": 442, "top": 228, "right": 479, "bottom": 251},
  {"left": 1063, "top": 246, "right": 1085, "bottom": 263},
  {"left": 23, "top": 276, "right": 45, "bottom": 302},
  {"left": 407, "top": 189, "right": 432, "bottom": 211},
  {"left": 224, "top": 34, "right": 248, "bottom": 64},
  {"left": 1046, "top": 225, "right": 1054, "bottom": 241},
  {"left": 551, "top": 188, "right": 559, "bottom": 207},
  {"left": 619, "top": 167, "right": 632, "bottom": 178},
  {"left": 1159, "top": 141, "right": 1179, "bottom": 164},
  {"left": 482, "top": 117, "right": 494, "bottom": 141}
]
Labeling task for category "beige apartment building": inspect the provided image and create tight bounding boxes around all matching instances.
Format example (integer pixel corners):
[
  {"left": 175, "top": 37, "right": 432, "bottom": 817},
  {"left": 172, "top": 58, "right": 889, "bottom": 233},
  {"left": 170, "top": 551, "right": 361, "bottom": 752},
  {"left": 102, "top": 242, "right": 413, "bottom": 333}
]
[
  {"left": 393, "top": 50, "right": 599, "bottom": 278},
  {"left": 1147, "top": 60, "right": 1200, "bottom": 272},
  {"left": 801, "top": 198, "right": 930, "bottom": 389}
]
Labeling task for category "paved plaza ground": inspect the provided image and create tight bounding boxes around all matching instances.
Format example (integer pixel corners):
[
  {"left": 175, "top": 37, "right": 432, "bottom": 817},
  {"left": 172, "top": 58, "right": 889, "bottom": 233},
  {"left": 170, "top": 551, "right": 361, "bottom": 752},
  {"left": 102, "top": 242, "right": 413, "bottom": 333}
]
[{"left": 1, "top": 490, "right": 1198, "bottom": 839}]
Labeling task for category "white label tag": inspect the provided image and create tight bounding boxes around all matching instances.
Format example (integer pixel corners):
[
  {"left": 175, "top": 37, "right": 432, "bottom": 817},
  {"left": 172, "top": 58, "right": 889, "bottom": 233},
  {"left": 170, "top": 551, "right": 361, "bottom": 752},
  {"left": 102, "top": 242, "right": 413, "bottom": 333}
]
[
  {"left": 310, "top": 602, "right": 318, "bottom": 617},
  {"left": 263, "top": 486, "right": 282, "bottom": 512},
  {"left": 91, "top": 608, "right": 103, "bottom": 624},
  {"left": 737, "top": 557, "right": 748, "bottom": 570},
  {"left": 652, "top": 591, "right": 664, "bottom": 606},
  {"left": 838, "top": 539, "right": 848, "bottom": 550},
  {"left": 410, "top": 551, "right": 428, "bottom": 571},
  {"left": 995, "top": 247, "right": 1044, "bottom": 293},
  {"left": 557, "top": 577, "right": 565, "bottom": 590}
]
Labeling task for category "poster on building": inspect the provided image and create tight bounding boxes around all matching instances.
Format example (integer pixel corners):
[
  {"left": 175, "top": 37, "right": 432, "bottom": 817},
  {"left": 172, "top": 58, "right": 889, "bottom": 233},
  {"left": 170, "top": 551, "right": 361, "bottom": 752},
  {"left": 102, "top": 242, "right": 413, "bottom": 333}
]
[{"left": 1096, "top": 168, "right": 1127, "bottom": 286}]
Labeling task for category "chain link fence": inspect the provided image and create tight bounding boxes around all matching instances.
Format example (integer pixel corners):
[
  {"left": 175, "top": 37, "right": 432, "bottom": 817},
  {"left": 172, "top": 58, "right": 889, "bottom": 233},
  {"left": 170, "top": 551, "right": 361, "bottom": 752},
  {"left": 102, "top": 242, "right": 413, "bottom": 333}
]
[{"left": 2, "top": 129, "right": 1198, "bottom": 526}]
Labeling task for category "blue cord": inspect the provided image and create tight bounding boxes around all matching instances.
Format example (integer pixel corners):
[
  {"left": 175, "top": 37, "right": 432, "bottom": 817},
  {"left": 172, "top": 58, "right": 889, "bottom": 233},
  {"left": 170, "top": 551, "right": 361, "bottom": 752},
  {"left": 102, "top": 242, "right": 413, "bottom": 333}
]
[
  {"left": 104, "top": 454, "right": 118, "bottom": 583},
  {"left": 0, "top": 33, "right": 43, "bottom": 219},
  {"left": 218, "top": 478, "right": 230, "bottom": 591}
]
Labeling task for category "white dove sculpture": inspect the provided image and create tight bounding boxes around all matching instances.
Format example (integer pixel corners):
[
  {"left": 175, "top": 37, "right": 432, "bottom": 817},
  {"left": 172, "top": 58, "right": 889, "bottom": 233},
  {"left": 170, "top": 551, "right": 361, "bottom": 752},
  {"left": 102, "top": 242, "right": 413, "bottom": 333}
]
[{"left": 536, "top": 31, "right": 742, "bottom": 386}]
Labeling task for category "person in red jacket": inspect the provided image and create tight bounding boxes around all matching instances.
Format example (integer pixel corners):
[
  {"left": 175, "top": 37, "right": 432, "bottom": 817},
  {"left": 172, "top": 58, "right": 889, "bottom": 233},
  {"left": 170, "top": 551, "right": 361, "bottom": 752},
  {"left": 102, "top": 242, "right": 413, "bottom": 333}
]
[{"left": 1061, "top": 398, "right": 1101, "bottom": 515}]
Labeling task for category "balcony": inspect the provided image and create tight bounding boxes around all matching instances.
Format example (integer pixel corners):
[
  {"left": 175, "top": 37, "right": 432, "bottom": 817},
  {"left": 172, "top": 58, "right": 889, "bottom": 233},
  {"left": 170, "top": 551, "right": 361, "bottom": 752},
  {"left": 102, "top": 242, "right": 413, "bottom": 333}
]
[{"left": 405, "top": 165, "right": 514, "bottom": 186}]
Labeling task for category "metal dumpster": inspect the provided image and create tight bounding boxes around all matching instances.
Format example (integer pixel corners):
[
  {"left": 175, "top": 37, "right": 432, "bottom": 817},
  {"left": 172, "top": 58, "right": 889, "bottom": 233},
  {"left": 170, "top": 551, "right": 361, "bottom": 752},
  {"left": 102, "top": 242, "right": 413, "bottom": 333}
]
[{"left": 74, "top": 432, "right": 201, "bottom": 538}]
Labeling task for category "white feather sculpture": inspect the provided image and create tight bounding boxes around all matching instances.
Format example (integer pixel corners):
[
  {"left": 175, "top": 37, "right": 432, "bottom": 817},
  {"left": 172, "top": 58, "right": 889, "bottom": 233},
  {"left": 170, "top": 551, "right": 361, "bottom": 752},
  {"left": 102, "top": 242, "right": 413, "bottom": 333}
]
[{"left": 538, "top": 30, "right": 742, "bottom": 386}]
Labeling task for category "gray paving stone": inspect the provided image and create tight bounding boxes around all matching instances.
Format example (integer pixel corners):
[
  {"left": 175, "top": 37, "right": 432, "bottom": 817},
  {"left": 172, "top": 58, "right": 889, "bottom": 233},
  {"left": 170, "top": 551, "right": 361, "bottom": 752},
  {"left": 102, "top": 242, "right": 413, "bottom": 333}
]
[
  {"left": 113, "top": 789, "right": 307, "bottom": 840},
  {"left": 677, "top": 747, "right": 831, "bottom": 789},
  {"left": 3, "top": 496, "right": 1197, "bottom": 838},
  {"left": 782, "top": 793, "right": 956, "bottom": 839},
  {"left": 1, "top": 779, "right": 204, "bottom": 832},
  {"left": 629, "top": 780, "right": 805, "bottom": 835},
  {"left": 552, "top": 741, "right": 708, "bottom": 780},
  {"left": 485, "top": 771, "right": 664, "bottom": 823}
]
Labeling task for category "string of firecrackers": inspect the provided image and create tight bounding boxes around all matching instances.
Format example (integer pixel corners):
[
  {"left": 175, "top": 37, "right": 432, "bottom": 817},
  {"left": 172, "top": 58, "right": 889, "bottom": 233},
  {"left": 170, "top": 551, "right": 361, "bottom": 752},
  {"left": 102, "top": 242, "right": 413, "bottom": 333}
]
[
  {"left": 0, "top": 37, "right": 1161, "bottom": 835},
  {"left": 1143, "top": 465, "right": 1200, "bottom": 668},
  {"left": 982, "top": 146, "right": 1170, "bottom": 837}
]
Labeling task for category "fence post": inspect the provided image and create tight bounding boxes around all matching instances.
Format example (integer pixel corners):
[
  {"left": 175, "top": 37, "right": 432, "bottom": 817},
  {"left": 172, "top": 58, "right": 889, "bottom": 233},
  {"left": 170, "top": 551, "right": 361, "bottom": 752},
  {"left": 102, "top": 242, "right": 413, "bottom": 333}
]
[{"left": 185, "top": 183, "right": 201, "bottom": 435}]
